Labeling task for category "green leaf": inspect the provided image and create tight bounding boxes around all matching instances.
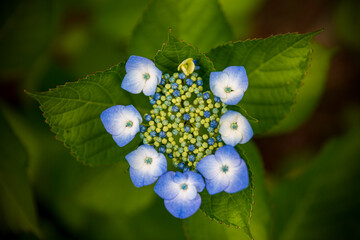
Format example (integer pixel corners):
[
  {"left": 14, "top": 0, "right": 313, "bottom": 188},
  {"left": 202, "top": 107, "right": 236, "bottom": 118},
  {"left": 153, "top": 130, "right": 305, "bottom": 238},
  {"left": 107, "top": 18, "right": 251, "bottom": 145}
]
[
  {"left": 272, "top": 115, "right": 360, "bottom": 240},
  {"left": 0, "top": 108, "right": 40, "bottom": 236},
  {"left": 130, "top": 0, "right": 233, "bottom": 58},
  {"left": 268, "top": 42, "right": 335, "bottom": 134},
  {"left": 207, "top": 32, "right": 319, "bottom": 134},
  {"left": 154, "top": 31, "right": 215, "bottom": 90},
  {"left": 26, "top": 63, "right": 152, "bottom": 165},
  {"left": 199, "top": 142, "right": 263, "bottom": 239},
  {"left": 184, "top": 142, "right": 270, "bottom": 240}
]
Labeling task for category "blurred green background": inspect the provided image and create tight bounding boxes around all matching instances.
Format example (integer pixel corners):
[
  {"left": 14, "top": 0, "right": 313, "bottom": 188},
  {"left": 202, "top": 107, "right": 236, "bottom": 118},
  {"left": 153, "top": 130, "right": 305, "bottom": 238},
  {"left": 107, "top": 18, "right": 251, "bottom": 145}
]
[{"left": 0, "top": 0, "right": 359, "bottom": 239}]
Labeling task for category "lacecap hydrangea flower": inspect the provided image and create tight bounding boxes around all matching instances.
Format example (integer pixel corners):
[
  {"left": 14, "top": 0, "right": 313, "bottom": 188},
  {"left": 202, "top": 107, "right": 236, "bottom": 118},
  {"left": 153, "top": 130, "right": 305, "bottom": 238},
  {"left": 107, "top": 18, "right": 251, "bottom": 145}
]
[{"left": 101, "top": 55, "right": 253, "bottom": 219}]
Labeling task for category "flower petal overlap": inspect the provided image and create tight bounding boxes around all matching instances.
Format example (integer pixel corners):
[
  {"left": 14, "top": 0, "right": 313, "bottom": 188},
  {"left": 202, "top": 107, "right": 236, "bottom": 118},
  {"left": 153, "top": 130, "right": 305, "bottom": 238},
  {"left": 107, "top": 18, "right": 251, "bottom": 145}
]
[
  {"left": 121, "top": 55, "right": 162, "bottom": 96},
  {"left": 219, "top": 110, "right": 253, "bottom": 146},
  {"left": 197, "top": 145, "right": 249, "bottom": 194},
  {"left": 154, "top": 171, "right": 205, "bottom": 218},
  {"left": 210, "top": 66, "right": 248, "bottom": 105},
  {"left": 126, "top": 145, "right": 167, "bottom": 187},
  {"left": 101, "top": 105, "right": 142, "bottom": 147}
]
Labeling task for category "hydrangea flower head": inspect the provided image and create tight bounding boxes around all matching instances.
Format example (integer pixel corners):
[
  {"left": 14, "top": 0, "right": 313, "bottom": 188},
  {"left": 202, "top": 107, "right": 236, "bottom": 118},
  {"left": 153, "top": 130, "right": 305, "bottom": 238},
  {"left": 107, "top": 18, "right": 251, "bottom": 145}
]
[
  {"left": 210, "top": 66, "right": 248, "bottom": 105},
  {"left": 197, "top": 145, "right": 249, "bottom": 194},
  {"left": 121, "top": 55, "right": 162, "bottom": 96},
  {"left": 101, "top": 56, "right": 253, "bottom": 218}
]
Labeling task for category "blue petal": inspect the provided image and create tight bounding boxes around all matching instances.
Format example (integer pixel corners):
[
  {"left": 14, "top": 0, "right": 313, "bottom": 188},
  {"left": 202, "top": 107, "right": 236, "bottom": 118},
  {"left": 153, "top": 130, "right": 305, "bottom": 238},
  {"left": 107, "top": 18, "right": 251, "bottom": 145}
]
[
  {"left": 124, "top": 105, "right": 142, "bottom": 122},
  {"left": 100, "top": 105, "right": 125, "bottom": 136},
  {"left": 196, "top": 155, "right": 220, "bottom": 180},
  {"left": 184, "top": 171, "right": 205, "bottom": 192},
  {"left": 209, "top": 71, "right": 227, "bottom": 99},
  {"left": 215, "top": 145, "right": 241, "bottom": 168},
  {"left": 164, "top": 194, "right": 201, "bottom": 219},
  {"left": 112, "top": 127, "right": 138, "bottom": 147},
  {"left": 121, "top": 71, "right": 145, "bottom": 94},
  {"left": 129, "top": 167, "right": 158, "bottom": 188},
  {"left": 154, "top": 171, "right": 180, "bottom": 200},
  {"left": 126, "top": 55, "right": 155, "bottom": 72},
  {"left": 125, "top": 147, "right": 146, "bottom": 170},
  {"left": 173, "top": 172, "right": 188, "bottom": 184},
  {"left": 142, "top": 66, "right": 162, "bottom": 96},
  {"left": 153, "top": 153, "right": 167, "bottom": 177},
  {"left": 154, "top": 66, "right": 162, "bottom": 83},
  {"left": 222, "top": 90, "right": 244, "bottom": 105},
  {"left": 145, "top": 153, "right": 167, "bottom": 177},
  {"left": 238, "top": 116, "right": 253, "bottom": 144},
  {"left": 219, "top": 110, "right": 237, "bottom": 124},
  {"left": 220, "top": 134, "right": 239, "bottom": 147},
  {"left": 224, "top": 161, "right": 249, "bottom": 193},
  {"left": 205, "top": 174, "right": 229, "bottom": 195},
  {"left": 223, "top": 66, "right": 248, "bottom": 92},
  {"left": 142, "top": 77, "right": 158, "bottom": 96}
]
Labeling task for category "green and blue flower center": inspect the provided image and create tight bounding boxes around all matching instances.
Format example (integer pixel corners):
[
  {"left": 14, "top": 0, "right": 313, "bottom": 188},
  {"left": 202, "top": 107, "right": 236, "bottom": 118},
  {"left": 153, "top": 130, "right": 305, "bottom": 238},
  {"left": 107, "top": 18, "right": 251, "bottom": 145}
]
[
  {"left": 221, "top": 165, "right": 229, "bottom": 173},
  {"left": 180, "top": 183, "right": 188, "bottom": 190},
  {"left": 126, "top": 120, "right": 133, "bottom": 127},
  {"left": 144, "top": 157, "right": 152, "bottom": 164},
  {"left": 143, "top": 73, "right": 150, "bottom": 80},
  {"left": 139, "top": 68, "right": 228, "bottom": 172},
  {"left": 231, "top": 122, "right": 238, "bottom": 130},
  {"left": 224, "top": 86, "right": 232, "bottom": 93}
]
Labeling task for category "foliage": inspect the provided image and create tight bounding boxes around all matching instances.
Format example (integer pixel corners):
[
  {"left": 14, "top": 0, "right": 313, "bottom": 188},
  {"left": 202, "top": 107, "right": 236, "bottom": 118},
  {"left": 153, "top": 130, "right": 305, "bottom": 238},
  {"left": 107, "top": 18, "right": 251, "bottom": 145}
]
[
  {"left": 207, "top": 31, "right": 319, "bottom": 134},
  {"left": 1, "top": 0, "right": 354, "bottom": 239},
  {"left": 27, "top": 29, "right": 316, "bottom": 238},
  {"left": 268, "top": 42, "right": 335, "bottom": 134},
  {"left": 26, "top": 65, "right": 150, "bottom": 165}
]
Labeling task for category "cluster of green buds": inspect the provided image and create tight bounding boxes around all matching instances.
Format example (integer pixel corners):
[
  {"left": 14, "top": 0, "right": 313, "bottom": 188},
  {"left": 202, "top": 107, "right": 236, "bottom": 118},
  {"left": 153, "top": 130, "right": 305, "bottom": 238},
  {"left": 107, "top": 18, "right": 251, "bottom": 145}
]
[{"left": 139, "top": 59, "right": 228, "bottom": 172}]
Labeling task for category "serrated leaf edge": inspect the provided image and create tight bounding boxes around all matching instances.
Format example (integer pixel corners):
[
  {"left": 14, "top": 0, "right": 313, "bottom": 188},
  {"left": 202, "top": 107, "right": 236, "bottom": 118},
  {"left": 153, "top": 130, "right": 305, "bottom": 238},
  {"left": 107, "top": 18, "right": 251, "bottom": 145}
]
[
  {"left": 207, "top": 31, "right": 321, "bottom": 136},
  {"left": 153, "top": 29, "right": 216, "bottom": 73},
  {"left": 24, "top": 62, "right": 139, "bottom": 167}
]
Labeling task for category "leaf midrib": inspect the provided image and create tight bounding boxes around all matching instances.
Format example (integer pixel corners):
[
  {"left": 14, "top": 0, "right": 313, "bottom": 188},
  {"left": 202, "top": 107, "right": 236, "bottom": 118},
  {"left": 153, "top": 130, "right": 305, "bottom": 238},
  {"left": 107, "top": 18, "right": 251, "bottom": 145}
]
[{"left": 34, "top": 94, "right": 112, "bottom": 107}]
